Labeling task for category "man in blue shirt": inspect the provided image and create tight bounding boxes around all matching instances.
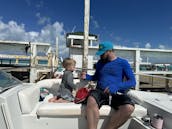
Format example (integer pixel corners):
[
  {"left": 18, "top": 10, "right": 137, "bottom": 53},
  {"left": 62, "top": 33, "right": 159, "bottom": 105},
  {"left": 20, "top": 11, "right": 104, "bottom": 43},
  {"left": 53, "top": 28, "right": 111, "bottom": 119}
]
[{"left": 81, "top": 41, "right": 136, "bottom": 129}]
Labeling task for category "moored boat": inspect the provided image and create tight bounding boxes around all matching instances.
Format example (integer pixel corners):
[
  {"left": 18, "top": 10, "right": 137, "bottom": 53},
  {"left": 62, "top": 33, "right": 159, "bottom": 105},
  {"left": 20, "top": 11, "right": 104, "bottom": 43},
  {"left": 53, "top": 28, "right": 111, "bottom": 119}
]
[{"left": 1, "top": 70, "right": 172, "bottom": 129}]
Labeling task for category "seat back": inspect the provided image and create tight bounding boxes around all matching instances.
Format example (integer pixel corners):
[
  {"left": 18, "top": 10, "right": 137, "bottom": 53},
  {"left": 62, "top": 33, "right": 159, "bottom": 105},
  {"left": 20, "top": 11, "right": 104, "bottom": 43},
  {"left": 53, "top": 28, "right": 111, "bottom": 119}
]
[{"left": 18, "top": 86, "right": 40, "bottom": 114}]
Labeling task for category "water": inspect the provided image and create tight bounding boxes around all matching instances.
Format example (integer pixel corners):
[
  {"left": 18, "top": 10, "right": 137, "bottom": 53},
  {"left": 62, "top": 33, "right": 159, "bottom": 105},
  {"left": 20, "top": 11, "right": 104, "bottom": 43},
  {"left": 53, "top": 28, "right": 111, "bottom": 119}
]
[{"left": 0, "top": 58, "right": 48, "bottom": 66}]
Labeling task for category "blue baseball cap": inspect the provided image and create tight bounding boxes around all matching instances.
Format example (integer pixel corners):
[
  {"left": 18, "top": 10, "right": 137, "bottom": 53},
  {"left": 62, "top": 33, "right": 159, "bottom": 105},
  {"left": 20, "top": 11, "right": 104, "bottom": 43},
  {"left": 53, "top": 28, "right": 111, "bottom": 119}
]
[{"left": 96, "top": 41, "right": 114, "bottom": 55}]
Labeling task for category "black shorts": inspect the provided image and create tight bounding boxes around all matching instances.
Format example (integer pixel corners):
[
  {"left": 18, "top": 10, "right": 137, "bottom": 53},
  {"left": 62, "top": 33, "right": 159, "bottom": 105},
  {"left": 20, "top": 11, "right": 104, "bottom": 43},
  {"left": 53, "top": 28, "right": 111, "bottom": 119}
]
[{"left": 88, "top": 89, "right": 135, "bottom": 110}]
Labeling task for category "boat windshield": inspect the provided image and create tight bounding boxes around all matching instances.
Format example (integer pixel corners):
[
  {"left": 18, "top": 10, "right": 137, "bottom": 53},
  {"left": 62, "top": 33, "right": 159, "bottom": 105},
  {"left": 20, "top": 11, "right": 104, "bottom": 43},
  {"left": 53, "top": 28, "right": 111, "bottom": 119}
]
[{"left": 0, "top": 70, "right": 22, "bottom": 92}]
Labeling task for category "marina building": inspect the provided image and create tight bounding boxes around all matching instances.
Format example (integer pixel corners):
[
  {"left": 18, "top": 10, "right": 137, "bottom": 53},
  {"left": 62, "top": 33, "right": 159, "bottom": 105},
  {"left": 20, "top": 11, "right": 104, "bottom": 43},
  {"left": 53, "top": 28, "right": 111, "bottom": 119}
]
[{"left": 0, "top": 40, "right": 58, "bottom": 83}]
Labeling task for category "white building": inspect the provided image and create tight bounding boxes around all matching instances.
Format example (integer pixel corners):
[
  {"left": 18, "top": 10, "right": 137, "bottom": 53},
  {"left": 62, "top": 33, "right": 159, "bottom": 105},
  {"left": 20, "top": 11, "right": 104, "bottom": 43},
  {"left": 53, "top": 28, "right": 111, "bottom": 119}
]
[{"left": 66, "top": 32, "right": 98, "bottom": 71}]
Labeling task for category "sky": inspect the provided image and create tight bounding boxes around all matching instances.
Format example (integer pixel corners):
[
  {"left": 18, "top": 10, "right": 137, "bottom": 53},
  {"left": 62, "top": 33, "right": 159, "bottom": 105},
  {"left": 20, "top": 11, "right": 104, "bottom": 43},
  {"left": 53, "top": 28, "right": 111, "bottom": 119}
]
[{"left": 0, "top": 0, "right": 172, "bottom": 57}]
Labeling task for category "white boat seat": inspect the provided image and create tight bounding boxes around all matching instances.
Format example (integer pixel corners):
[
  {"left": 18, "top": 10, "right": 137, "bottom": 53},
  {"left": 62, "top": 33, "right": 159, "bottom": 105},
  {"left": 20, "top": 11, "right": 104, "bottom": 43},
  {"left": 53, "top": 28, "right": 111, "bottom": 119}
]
[
  {"left": 18, "top": 86, "right": 40, "bottom": 114},
  {"left": 18, "top": 79, "right": 82, "bottom": 115},
  {"left": 18, "top": 84, "right": 147, "bottom": 119},
  {"left": 36, "top": 102, "right": 147, "bottom": 118},
  {"left": 36, "top": 78, "right": 62, "bottom": 89},
  {"left": 127, "top": 90, "right": 145, "bottom": 104},
  {"left": 36, "top": 78, "right": 80, "bottom": 89}
]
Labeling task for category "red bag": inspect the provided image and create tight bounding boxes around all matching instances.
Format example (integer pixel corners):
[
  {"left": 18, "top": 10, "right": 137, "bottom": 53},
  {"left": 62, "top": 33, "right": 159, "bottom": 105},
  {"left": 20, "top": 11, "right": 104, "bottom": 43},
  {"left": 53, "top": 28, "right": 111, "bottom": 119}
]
[{"left": 74, "top": 87, "right": 89, "bottom": 104}]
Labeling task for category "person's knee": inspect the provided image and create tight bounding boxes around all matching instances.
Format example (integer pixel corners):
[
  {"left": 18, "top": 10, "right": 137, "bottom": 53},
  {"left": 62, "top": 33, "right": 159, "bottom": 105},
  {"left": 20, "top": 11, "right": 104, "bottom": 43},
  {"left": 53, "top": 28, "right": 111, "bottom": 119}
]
[
  {"left": 120, "top": 104, "right": 135, "bottom": 116},
  {"left": 87, "top": 96, "right": 97, "bottom": 107},
  {"left": 125, "top": 104, "right": 135, "bottom": 115}
]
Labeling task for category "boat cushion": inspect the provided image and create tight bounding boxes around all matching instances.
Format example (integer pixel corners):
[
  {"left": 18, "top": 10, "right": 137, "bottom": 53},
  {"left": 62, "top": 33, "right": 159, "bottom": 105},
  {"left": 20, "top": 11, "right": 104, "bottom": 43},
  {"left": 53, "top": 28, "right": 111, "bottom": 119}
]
[
  {"left": 36, "top": 79, "right": 61, "bottom": 89},
  {"left": 36, "top": 102, "right": 147, "bottom": 117},
  {"left": 127, "top": 90, "right": 147, "bottom": 105},
  {"left": 36, "top": 79, "right": 81, "bottom": 96},
  {"left": 18, "top": 86, "right": 40, "bottom": 114},
  {"left": 36, "top": 79, "right": 80, "bottom": 88}
]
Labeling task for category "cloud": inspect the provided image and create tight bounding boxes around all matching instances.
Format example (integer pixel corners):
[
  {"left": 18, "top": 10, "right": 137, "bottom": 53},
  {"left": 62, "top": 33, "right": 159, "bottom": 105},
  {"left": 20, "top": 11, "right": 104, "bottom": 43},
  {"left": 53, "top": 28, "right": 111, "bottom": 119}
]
[
  {"left": 145, "top": 42, "right": 151, "bottom": 48},
  {"left": 114, "top": 36, "right": 122, "bottom": 42},
  {"left": 25, "top": 0, "right": 44, "bottom": 9},
  {"left": 0, "top": 19, "right": 68, "bottom": 57},
  {"left": 133, "top": 42, "right": 140, "bottom": 48},
  {"left": 114, "top": 44, "right": 128, "bottom": 48},
  {"left": 159, "top": 44, "right": 165, "bottom": 49},
  {"left": 123, "top": 39, "right": 130, "bottom": 43},
  {"left": 25, "top": 0, "right": 31, "bottom": 6},
  {"left": 0, "top": 20, "right": 26, "bottom": 41},
  {"left": 90, "top": 16, "right": 99, "bottom": 29},
  {"left": 35, "top": 1, "right": 44, "bottom": 8},
  {"left": 36, "top": 13, "right": 51, "bottom": 25}
]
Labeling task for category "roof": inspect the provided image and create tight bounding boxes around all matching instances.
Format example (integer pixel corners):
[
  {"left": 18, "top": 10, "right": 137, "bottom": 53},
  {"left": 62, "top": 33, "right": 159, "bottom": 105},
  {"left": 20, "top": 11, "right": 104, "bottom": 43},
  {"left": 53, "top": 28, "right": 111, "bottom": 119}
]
[{"left": 66, "top": 32, "right": 98, "bottom": 39}]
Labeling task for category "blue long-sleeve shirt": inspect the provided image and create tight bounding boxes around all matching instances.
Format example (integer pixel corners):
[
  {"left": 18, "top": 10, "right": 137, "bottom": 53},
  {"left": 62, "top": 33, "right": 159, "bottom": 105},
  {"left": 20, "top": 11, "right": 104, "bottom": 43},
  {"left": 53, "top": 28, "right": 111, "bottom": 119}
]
[{"left": 86, "top": 57, "right": 136, "bottom": 94}]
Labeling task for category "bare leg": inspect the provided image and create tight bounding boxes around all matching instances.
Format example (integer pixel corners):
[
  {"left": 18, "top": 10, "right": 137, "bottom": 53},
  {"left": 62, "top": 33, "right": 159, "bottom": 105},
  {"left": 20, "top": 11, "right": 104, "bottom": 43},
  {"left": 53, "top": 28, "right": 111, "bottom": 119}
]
[
  {"left": 106, "top": 104, "right": 135, "bottom": 129},
  {"left": 86, "top": 96, "right": 99, "bottom": 129},
  {"left": 48, "top": 96, "right": 58, "bottom": 102},
  {"left": 53, "top": 98, "right": 71, "bottom": 103},
  {"left": 49, "top": 97, "right": 71, "bottom": 103}
]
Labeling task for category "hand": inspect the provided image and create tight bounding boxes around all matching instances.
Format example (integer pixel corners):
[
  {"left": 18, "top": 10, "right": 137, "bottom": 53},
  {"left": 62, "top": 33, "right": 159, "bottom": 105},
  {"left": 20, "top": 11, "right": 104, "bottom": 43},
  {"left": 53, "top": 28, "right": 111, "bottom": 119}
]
[
  {"left": 108, "top": 85, "right": 118, "bottom": 94},
  {"left": 104, "top": 87, "right": 110, "bottom": 94},
  {"left": 103, "top": 86, "right": 118, "bottom": 94}
]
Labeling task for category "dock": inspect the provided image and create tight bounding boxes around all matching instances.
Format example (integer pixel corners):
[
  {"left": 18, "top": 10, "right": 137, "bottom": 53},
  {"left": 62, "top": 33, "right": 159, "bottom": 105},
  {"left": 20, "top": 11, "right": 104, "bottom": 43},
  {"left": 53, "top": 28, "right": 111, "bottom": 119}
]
[{"left": 0, "top": 40, "right": 58, "bottom": 82}]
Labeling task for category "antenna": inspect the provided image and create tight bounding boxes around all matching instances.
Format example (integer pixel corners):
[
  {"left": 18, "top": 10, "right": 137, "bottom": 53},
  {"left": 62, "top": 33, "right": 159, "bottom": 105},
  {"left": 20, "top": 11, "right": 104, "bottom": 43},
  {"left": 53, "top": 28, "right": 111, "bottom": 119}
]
[{"left": 72, "top": 26, "right": 76, "bottom": 32}]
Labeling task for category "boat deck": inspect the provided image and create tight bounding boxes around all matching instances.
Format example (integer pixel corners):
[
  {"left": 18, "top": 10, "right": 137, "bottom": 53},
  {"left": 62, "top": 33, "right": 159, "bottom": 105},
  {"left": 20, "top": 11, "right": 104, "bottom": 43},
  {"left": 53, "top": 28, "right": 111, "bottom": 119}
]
[{"left": 129, "top": 90, "right": 172, "bottom": 129}]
